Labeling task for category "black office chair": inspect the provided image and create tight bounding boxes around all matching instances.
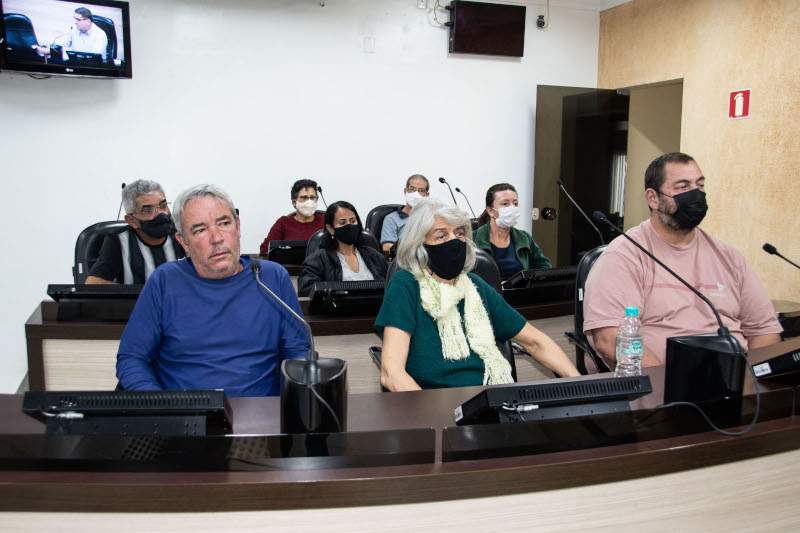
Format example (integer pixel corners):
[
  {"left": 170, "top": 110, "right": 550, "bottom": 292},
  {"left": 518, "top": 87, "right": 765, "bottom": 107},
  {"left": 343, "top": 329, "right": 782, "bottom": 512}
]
[
  {"left": 565, "top": 245, "right": 612, "bottom": 375},
  {"left": 73, "top": 221, "right": 130, "bottom": 284},
  {"left": 91, "top": 15, "right": 117, "bottom": 61},
  {"left": 364, "top": 204, "right": 403, "bottom": 246},
  {"left": 370, "top": 248, "right": 518, "bottom": 388},
  {"left": 3, "top": 13, "right": 44, "bottom": 62},
  {"left": 305, "top": 228, "right": 380, "bottom": 258}
]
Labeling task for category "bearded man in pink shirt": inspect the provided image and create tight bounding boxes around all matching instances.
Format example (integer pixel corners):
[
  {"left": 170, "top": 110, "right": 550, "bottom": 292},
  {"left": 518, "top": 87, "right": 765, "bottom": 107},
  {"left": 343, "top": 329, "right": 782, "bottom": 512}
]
[{"left": 584, "top": 152, "right": 782, "bottom": 370}]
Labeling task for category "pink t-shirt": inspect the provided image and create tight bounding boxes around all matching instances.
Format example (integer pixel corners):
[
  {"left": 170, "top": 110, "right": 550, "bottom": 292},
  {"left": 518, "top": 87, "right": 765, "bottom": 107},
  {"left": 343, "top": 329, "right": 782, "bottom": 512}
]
[{"left": 583, "top": 219, "right": 781, "bottom": 363}]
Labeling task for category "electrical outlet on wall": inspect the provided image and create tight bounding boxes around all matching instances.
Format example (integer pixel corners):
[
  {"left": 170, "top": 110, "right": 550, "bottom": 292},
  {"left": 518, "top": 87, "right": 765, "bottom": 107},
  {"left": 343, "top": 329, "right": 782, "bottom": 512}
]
[{"left": 417, "top": 0, "right": 426, "bottom": 8}]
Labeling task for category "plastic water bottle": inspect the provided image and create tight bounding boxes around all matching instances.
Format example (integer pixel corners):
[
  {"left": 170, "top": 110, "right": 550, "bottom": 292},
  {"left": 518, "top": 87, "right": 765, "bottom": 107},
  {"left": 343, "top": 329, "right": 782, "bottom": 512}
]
[{"left": 615, "top": 306, "right": 643, "bottom": 377}]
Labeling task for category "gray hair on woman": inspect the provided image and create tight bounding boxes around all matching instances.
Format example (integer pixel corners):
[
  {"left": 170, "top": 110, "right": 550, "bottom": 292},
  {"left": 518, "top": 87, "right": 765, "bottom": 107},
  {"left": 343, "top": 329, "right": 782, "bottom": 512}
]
[
  {"left": 121, "top": 179, "right": 165, "bottom": 215},
  {"left": 173, "top": 184, "right": 238, "bottom": 236},
  {"left": 396, "top": 199, "right": 477, "bottom": 278}
]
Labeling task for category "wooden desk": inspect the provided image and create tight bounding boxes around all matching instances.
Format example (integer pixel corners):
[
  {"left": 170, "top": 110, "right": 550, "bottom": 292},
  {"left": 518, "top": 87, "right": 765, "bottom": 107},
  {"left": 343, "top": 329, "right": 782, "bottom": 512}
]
[
  {"left": 26, "top": 297, "right": 571, "bottom": 391},
  {"left": 3, "top": 340, "right": 800, "bottom": 517}
]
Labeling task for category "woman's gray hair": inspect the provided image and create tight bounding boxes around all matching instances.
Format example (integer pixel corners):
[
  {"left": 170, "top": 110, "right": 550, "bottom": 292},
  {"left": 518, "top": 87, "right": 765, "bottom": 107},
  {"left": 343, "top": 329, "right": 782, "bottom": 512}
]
[
  {"left": 173, "top": 184, "right": 238, "bottom": 236},
  {"left": 396, "top": 199, "right": 477, "bottom": 278},
  {"left": 122, "top": 179, "right": 164, "bottom": 214}
]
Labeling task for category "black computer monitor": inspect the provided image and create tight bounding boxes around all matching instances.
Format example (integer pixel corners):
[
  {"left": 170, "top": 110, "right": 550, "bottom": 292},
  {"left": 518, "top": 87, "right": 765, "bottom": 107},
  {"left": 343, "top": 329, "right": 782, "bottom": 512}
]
[
  {"left": 23, "top": 390, "right": 233, "bottom": 436},
  {"left": 454, "top": 375, "right": 652, "bottom": 426}
]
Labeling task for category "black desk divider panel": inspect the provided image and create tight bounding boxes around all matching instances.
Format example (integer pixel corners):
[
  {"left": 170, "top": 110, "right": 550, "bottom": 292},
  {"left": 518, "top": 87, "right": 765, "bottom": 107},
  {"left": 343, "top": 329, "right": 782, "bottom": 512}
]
[
  {"left": 267, "top": 240, "right": 308, "bottom": 265},
  {"left": 501, "top": 266, "right": 577, "bottom": 305},
  {"left": 307, "top": 280, "right": 386, "bottom": 315},
  {"left": 0, "top": 428, "right": 436, "bottom": 471},
  {"left": 23, "top": 390, "right": 232, "bottom": 437},
  {"left": 443, "top": 387, "right": 794, "bottom": 462}
]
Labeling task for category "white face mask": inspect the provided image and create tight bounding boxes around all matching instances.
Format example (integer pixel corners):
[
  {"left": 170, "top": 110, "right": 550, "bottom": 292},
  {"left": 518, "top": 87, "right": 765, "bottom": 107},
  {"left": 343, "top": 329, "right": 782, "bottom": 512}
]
[
  {"left": 296, "top": 199, "right": 317, "bottom": 217},
  {"left": 494, "top": 205, "right": 520, "bottom": 228},
  {"left": 405, "top": 191, "right": 423, "bottom": 208}
]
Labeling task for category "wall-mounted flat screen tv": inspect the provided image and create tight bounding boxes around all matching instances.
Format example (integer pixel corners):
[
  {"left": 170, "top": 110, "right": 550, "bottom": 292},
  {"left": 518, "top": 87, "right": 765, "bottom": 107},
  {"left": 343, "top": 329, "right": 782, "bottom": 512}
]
[
  {"left": 0, "top": 0, "right": 131, "bottom": 78},
  {"left": 448, "top": 1, "right": 526, "bottom": 57}
]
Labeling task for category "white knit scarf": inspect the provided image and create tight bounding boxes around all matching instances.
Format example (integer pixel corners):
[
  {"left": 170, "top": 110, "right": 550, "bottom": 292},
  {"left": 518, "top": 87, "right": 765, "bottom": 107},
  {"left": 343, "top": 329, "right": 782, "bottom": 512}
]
[{"left": 417, "top": 270, "right": 514, "bottom": 386}]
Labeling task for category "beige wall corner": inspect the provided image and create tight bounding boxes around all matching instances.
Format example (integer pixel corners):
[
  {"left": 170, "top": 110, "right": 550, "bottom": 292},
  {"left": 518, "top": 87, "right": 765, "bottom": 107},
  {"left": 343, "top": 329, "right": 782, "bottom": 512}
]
[{"left": 599, "top": 0, "right": 800, "bottom": 301}]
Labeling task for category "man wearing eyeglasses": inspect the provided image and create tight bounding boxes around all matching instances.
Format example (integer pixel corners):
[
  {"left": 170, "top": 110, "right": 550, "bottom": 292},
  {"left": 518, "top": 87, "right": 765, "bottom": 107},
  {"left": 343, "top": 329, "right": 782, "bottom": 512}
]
[
  {"left": 86, "top": 179, "right": 185, "bottom": 284},
  {"left": 380, "top": 174, "right": 430, "bottom": 252},
  {"left": 33, "top": 7, "right": 108, "bottom": 62},
  {"left": 259, "top": 179, "right": 325, "bottom": 254}
]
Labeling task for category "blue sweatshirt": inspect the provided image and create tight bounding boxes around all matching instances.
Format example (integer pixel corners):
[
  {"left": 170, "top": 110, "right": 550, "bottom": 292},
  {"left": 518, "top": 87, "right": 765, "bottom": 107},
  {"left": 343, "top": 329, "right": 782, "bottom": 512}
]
[{"left": 117, "top": 256, "right": 308, "bottom": 396}]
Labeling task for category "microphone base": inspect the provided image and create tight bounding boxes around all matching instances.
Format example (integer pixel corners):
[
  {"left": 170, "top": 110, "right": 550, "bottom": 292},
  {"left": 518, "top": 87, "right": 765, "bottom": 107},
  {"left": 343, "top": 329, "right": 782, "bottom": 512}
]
[
  {"left": 280, "top": 358, "right": 347, "bottom": 434},
  {"left": 664, "top": 332, "right": 746, "bottom": 408}
]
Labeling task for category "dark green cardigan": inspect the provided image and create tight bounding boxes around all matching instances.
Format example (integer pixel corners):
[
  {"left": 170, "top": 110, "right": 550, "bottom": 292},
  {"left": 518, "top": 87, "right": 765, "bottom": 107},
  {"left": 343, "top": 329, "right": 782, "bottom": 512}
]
[{"left": 472, "top": 224, "right": 552, "bottom": 270}]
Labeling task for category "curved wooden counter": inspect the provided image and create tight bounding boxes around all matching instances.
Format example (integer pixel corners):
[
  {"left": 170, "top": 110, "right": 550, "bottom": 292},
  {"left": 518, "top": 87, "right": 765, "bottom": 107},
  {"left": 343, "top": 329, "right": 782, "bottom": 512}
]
[{"left": 2, "top": 340, "right": 800, "bottom": 513}]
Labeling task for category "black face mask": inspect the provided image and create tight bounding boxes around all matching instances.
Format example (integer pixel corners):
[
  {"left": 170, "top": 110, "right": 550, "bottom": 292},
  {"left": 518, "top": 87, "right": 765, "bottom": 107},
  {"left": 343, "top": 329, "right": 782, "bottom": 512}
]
[
  {"left": 137, "top": 213, "right": 175, "bottom": 239},
  {"left": 658, "top": 188, "right": 708, "bottom": 229},
  {"left": 332, "top": 224, "right": 360, "bottom": 245},
  {"left": 424, "top": 238, "right": 467, "bottom": 280}
]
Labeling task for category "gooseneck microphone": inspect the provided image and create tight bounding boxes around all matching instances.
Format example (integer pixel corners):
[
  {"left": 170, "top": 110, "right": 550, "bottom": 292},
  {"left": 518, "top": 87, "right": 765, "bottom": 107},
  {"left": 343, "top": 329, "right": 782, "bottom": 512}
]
[
  {"left": 317, "top": 185, "right": 329, "bottom": 209},
  {"left": 116, "top": 182, "right": 126, "bottom": 220},
  {"left": 592, "top": 211, "right": 729, "bottom": 335},
  {"left": 557, "top": 179, "right": 604, "bottom": 245},
  {"left": 439, "top": 177, "right": 458, "bottom": 205},
  {"left": 454, "top": 187, "right": 476, "bottom": 218},
  {"left": 250, "top": 260, "right": 316, "bottom": 359},
  {"left": 763, "top": 243, "right": 800, "bottom": 270},
  {"left": 250, "top": 259, "right": 346, "bottom": 433}
]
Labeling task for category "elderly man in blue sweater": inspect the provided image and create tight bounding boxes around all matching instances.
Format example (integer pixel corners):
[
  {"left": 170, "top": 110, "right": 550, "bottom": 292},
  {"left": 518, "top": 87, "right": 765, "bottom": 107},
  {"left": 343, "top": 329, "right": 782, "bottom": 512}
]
[{"left": 116, "top": 184, "right": 308, "bottom": 397}]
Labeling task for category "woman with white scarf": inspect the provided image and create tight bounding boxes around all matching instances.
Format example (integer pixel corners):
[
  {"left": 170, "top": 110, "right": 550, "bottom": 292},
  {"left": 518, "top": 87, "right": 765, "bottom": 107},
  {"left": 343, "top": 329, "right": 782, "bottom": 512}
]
[{"left": 375, "top": 200, "right": 579, "bottom": 391}]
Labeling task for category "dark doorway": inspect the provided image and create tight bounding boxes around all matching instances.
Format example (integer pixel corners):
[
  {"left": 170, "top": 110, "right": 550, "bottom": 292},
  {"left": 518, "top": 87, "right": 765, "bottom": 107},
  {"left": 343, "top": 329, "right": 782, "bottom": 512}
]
[{"left": 533, "top": 87, "right": 630, "bottom": 266}]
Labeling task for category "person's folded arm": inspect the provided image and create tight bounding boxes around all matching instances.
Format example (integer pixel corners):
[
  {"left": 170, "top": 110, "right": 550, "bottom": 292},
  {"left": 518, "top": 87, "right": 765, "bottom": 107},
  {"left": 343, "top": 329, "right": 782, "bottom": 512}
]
[
  {"left": 380, "top": 216, "right": 398, "bottom": 253},
  {"left": 380, "top": 327, "right": 422, "bottom": 392},
  {"left": 116, "top": 273, "right": 165, "bottom": 390},
  {"left": 590, "top": 326, "right": 661, "bottom": 369},
  {"left": 511, "top": 322, "right": 580, "bottom": 378},
  {"left": 85, "top": 275, "right": 117, "bottom": 285},
  {"left": 297, "top": 253, "right": 326, "bottom": 297},
  {"left": 747, "top": 333, "right": 782, "bottom": 351},
  {"left": 260, "top": 218, "right": 286, "bottom": 255},
  {"left": 276, "top": 266, "right": 312, "bottom": 360},
  {"left": 116, "top": 351, "right": 162, "bottom": 391}
]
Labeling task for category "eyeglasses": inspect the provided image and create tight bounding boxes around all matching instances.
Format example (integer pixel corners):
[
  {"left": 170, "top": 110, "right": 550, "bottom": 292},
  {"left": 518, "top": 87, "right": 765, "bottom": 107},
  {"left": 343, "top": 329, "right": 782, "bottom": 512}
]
[
  {"left": 296, "top": 195, "right": 318, "bottom": 202},
  {"left": 406, "top": 186, "right": 428, "bottom": 194},
  {"left": 135, "top": 201, "right": 170, "bottom": 217}
]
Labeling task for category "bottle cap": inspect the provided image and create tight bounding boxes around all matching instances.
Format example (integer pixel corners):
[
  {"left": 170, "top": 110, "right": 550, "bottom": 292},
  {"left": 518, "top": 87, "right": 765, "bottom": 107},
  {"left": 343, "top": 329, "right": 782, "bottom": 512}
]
[{"left": 625, "top": 306, "right": 639, "bottom": 317}]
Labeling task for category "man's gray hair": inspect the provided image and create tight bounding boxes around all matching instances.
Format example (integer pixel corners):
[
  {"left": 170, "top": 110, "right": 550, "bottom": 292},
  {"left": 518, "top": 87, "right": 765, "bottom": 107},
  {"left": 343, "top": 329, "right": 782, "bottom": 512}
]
[
  {"left": 122, "top": 179, "right": 165, "bottom": 215},
  {"left": 173, "top": 184, "right": 238, "bottom": 236},
  {"left": 396, "top": 199, "right": 477, "bottom": 279}
]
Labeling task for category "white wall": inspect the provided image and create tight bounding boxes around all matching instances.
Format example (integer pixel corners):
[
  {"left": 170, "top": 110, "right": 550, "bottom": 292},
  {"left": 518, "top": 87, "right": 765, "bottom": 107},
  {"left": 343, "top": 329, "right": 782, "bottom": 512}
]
[{"left": 0, "top": 0, "right": 600, "bottom": 392}]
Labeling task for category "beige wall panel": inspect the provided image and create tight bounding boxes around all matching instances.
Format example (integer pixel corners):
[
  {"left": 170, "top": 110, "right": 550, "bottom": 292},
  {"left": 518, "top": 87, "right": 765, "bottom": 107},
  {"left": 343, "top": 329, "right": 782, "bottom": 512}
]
[
  {"left": 599, "top": 0, "right": 800, "bottom": 301},
  {"left": 42, "top": 339, "right": 120, "bottom": 390},
  {"left": 624, "top": 83, "right": 683, "bottom": 230}
]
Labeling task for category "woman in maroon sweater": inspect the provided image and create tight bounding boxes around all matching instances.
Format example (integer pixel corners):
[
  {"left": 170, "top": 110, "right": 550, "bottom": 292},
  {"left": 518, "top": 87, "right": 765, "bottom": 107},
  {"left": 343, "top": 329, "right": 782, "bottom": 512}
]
[{"left": 260, "top": 179, "right": 325, "bottom": 254}]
